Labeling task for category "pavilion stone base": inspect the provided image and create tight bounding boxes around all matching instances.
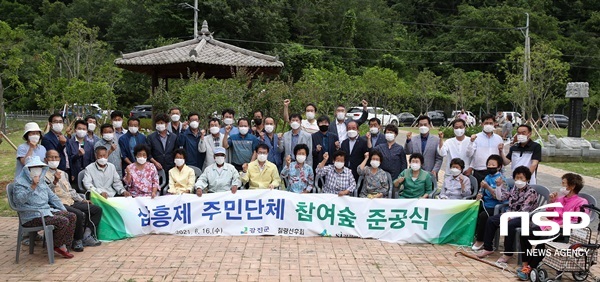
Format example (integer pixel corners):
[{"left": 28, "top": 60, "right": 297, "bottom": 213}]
[{"left": 543, "top": 135, "right": 600, "bottom": 161}]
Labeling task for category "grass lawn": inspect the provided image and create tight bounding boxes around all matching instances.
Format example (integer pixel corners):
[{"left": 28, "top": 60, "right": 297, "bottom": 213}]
[
  {"left": 544, "top": 162, "right": 600, "bottom": 179},
  {"left": 400, "top": 127, "right": 441, "bottom": 135}
]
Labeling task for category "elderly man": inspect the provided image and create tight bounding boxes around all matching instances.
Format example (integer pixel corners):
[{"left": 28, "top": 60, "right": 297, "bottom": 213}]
[
  {"left": 195, "top": 147, "right": 241, "bottom": 195},
  {"left": 94, "top": 124, "right": 123, "bottom": 177},
  {"left": 259, "top": 117, "right": 283, "bottom": 171},
  {"left": 279, "top": 113, "right": 313, "bottom": 168},
  {"left": 44, "top": 150, "right": 102, "bottom": 250},
  {"left": 83, "top": 147, "right": 130, "bottom": 198},
  {"left": 340, "top": 120, "right": 369, "bottom": 180},
  {"left": 199, "top": 118, "right": 225, "bottom": 170},
  {"left": 177, "top": 112, "right": 206, "bottom": 168},
  {"left": 405, "top": 115, "right": 443, "bottom": 178},
  {"left": 241, "top": 144, "right": 281, "bottom": 189},
  {"left": 223, "top": 118, "right": 259, "bottom": 171},
  {"left": 328, "top": 100, "right": 369, "bottom": 143}
]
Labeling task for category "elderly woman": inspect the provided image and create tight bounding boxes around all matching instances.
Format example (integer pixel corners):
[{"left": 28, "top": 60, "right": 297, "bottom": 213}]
[
  {"left": 358, "top": 150, "right": 389, "bottom": 198},
  {"left": 281, "top": 144, "right": 314, "bottom": 193},
  {"left": 168, "top": 148, "right": 196, "bottom": 194},
  {"left": 393, "top": 153, "right": 432, "bottom": 199},
  {"left": 13, "top": 156, "right": 76, "bottom": 259},
  {"left": 16, "top": 122, "right": 47, "bottom": 177},
  {"left": 439, "top": 158, "right": 471, "bottom": 199},
  {"left": 124, "top": 144, "right": 160, "bottom": 198}
]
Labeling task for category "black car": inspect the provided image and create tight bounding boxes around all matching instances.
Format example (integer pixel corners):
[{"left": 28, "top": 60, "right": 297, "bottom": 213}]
[
  {"left": 130, "top": 105, "right": 153, "bottom": 119},
  {"left": 397, "top": 112, "right": 416, "bottom": 126},
  {"left": 427, "top": 111, "right": 447, "bottom": 127},
  {"left": 542, "top": 114, "right": 569, "bottom": 128}
]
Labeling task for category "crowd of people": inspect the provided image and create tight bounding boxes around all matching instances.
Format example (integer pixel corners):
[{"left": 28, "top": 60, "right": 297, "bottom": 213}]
[{"left": 10, "top": 99, "right": 589, "bottom": 280}]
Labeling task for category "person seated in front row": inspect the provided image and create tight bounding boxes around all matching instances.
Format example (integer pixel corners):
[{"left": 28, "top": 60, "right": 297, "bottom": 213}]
[
  {"left": 240, "top": 144, "right": 281, "bottom": 189},
  {"left": 393, "top": 153, "right": 432, "bottom": 199},
  {"left": 13, "top": 156, "right": 77, "bottom": 259},
  {"left": 281, "top": 144, "right": 314, "bottom": 193},
  {"left": 124, "top": 144, "right": 160, "bottom": 198},
  {"left": 358, "top": 150, "right": 389, "bottom": 199},
  {"left": 44, "top": 150, "right": 102, "bottom": 251},
  {"left": 517, "top": 173, "right": 589, "bottom": 280},
  {"left": 195, "top": 147, "right": 241, "bottom": 196},
  {"left": 167, "top": 148, "right": 195, "bottom": 195},
  {"left": 476, "top": 166, "right": 539, "bottom": 263},
  {"left": 83, "top": 146, "right": 131, "bottom": 198},
  {"left": 439, "top": 158, "right": 471, "bottom": 199},
  {"left": 316, "top": 150, "right": 355, "bottom": 196}
]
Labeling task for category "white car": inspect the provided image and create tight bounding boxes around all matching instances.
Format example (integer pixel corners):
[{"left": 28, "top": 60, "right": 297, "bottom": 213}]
[
  {"left": 499, "top": 111, "right": 523, "bottom": 126},
  {"left": 346, "top": 107, "right": 399, "bottom": 126},
  {"left": 448, "top": 110, "right": 477, "bottom": 126}
]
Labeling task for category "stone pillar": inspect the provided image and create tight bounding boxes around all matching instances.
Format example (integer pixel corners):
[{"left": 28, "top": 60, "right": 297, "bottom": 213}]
[{"left": 566, "top": 82, "right": 589, "bottom": 138}]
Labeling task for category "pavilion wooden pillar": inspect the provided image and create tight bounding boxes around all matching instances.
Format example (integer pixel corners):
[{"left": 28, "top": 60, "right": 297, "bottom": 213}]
[{"left": 151, "top": 70, "right": 159, "bottom": 95}]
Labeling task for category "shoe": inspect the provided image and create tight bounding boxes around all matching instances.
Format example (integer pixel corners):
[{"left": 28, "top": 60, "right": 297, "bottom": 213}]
[
  {"left": 72, "top": 240, "right": 84, "bottom": 252},
  {"left": 517, "top": 265, "right": 531, "bottom": 280},
  {"left": 496, "top": 255, "right": 512, "bottom": 263},
  {"left": 471, "top": 242, "right": 484, "bottom": 251},
  {"left": 476, "top": 249, "right": 494, "bottom": 258},
  {"left": 83, "top": 235, "right": 101, "bottom": 247},
  {"left": 34, "top": 233, "right": 44, "bottom": 241},
  {"left": 54, "top": 247, "right": 74, "bottom": 259},
  {"left": 21, "top": 238, "right": 31, "bottom": 246}
]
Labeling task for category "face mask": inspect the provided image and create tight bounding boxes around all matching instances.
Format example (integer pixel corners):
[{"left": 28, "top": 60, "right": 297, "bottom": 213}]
[
  {"left": 47, "top": 161, "right": 60, "bottom": 169},
  {"left": 334, "top": 162, "right": 345, "bottom": 169},
  {"left": 454, "top": 128, "right": 465, "bottom": 137},
  {"left": 514, "top": 180, "right": 527, "bottom": 189},
  {"left": 253, "top": 118, "right": 262, "bottom": 126},
  {"left": 487, "top": 167, "right": 498, "bottom": 175},
  {"left": 136, "top": 157, "right": 147, "bottom": 165},
  {"left": 171, "top": 114, "right": 180, "bottom": 122},
  {"left": 156, "top": 124, "right": 166, "bottom": 132},
  {"left": 239, "top": 126, "right": 249, "bottom": 135},
  {"left": 102, "top": 133, "right": 114, "bottom": 141},
  {"left": 96, "top": 158, "right": 108, "bottom": 166},
  {"left": 450, "top": 168, "right": 461, "bottom": 177},
  {"left": 336, "top": 112, "right": 346, "bottom": 121},
  {"left": 264, "top": 125, "right": 274, "bottom": 133},
  {"left": 223, "top": 118, "right": 234, "bottom": 125},
  {"left": 189, "top": 121, "right": 199, "bottom": 129},
  {"left": 483, "top": 124, "right": 495, "bottom": 133},
  {"left": 347, "top": 130, "right": 358, "bottom": 139},
  {"left": 29, "top": 167, "right": 43, "bottom": 177},
  {"left": 385, "top": 133, "right": 395, "bottom": 142},
  {"left": 28, "top": 134, "right": 41, "bottom": 144},
  {"left": 112, "top": 120, "right": 123, "bottom": 129},
  {"left": 410, "top": 163, "right": 421, "bottom": 171},
  {"left": 257, "top": 153, "right": 268, "bottom": 162},
  {"left": 559, "top": 186, "right": 570, "bottom": 196},
  {"left": 215, "top": 156, "right": 225, "bottom": 165},
  {"left": 319, "top": 125, "right": 329, "bottom": 132},
  {"left": 174, "top": 158, "right": 185, "bottom": 167},
  {"left": 76, "top": 130, "right": 87, "bottom": 138},
  {"left": 419, "top": 126, "right": 430, "bottom": 134},
  {"left": 88, "top": 123, "right": 96, "bottom": 132},
  {"left": 296, "top": 155, "right": 307, "bottom": 164},
  {"left": 370, "top": 127, "right": 379, "bottom": 134},
  {"left": 306, "top": 112, "right": 315, "bottom": 120},
  {"left": 210, "top": 126, "right": 220, "bottom": 135},
  {"left": 370, "top": 160, "right": 380, "bottom": 169},
  {"left": 52, "top": 123, "right": 64, "bottom": 133},
  {"left": 128, "top": 127, "right": 139, "bottom": 134},
  {"left": 290, "top": 122, "right": 301, "bottom": 130},
  {"left": 517, "top": 134, "right": 528, "bottom": 143}
]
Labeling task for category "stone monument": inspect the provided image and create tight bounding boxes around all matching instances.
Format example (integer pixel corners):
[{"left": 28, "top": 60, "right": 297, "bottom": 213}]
[{"left": 566, "top": 82, "right": 589, "bottom": 137}]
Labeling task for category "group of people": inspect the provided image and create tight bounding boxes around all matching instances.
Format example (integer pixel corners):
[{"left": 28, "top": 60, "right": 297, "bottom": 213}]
[{"left": 11, "top": 100, "right": 586, "bottom": 274}]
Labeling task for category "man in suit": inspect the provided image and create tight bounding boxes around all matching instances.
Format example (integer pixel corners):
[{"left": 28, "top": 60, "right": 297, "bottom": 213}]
[
  {"left": 147, "top": 113, "right": 178, "bottom": 180},
  {"left": 42, "top": 113, "right": 68, "bottom": 172},
  {"left": 340, "top": 121, "right": 369, "bottom": 180},
  {"left": 279, "top": 114, "right": 313, "bottom": 168},
  {"left": 405, "top": 115, "right": 443, "bottom": 178},
  {"left": 366, "top": 117, "right": 387, "bottom": 149},
  {"left": 328, "top": 100, "right": 369, "bottom": 143},
  {"left": 199, "top": 117, "right": 225, "bottom": 170},
  {"left": 312, "top": 115, "right": 340, "bottom": 170}
]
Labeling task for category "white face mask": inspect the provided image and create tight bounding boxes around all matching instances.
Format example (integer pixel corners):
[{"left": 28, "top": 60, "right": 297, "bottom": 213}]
[
  {"left": 410, "top": 163, "right": 421, "bottom": 171},
  {"left": 334, "top": 161, "right": 345, "bottom": 169},
  {"left": 189, "top": 121, "right": 199, "bottom": 129},
  {"left": 136, "top": 157, "right": 147, "bottom": 165},
  {"left": 419, "top": 126, "right": 430, "bottom": 134},
  {"left": 454, "top": 128, "right": 465, "bottom": 137},
  {"left": 514, "top": 180, "right": 527, "bottom": 189},
  {"left": 336, "top": 112, "right": 346, "bottom": 121},
  {"left": 112, "top": 120, "right": 123, "bottom": 129},
  {"left": 370, "top": 160, "right": 380, "bottom": 169},
  {"left": 174, "top": 158, "right": 185, "bottom": 167},
  {"left": 156, "top": 124, "right": 166, "bottom": 132},
  {"left": 450, "top": 168, "right": 462, "bottom": 177},
  {"left": 29, "top": 167, "right": 43, "bottom": 177},
  {"left": 306, "top": 112, "right": 315, "bottom": 120},
  {"left": 102, "top": 133, "right": 114, "bottom": 141},
  {"left": 128, "top": 127, "right": 139, "bottom": 134},
  {"left": 290, "top": 122, "right": 301, "bottom": 130},
  {"left": 210, "top": 126, "right": 220, "bottom": 135},
  {"left": 264, "top": 125, "right": 274, "bottom": 133},
  {"left": 215, "top": 156, "right": 225, "bottom": 165},
  {"left": 28, "top": 134, "right": 41, "bottom": 144},
  {"left": 47, "top": 161, "right": 60, "bottom": 169},
  {"left": 370, "top": 127, "right": 379, "bottom": 134},
  {"left": 52, "top": 123, "right": 64, "bottom": 133},
  {"left": 96, "top": 158, "right": 108, "bottom": 166},
  {"left": 223, "top": 118, "right": 234, "bottom": 125},
  {"left": 517, "top": 134, "right": 528, "bottom": 143},
  {"left": 559, "top": 186, "right": 569, "bottom": 196},
  {"left": 239, "top": 126, "right": 249, "bottom": 135},
  {"left": 171, "top": 114, "right": 180, "bottom": 122},
  {"left": 347, "top": 130, "right": 358, "bottom": 139},
  {"left": 76, "top": 129, "right": 87, "bottom": 138},
  {"left": 296, "top": 155, "right": 307, "bottom": 164},
  {"left": 257, "top": 153, "right": 268, "bottom": 162},
  {"left": 483, "top": 124, "right": 495, "bottom": 133},
  {"left": 385, "top": 133, "right": 396, "bottom": 142},
  {"left": 88, "top": 123, "right": 96, "bottom": 132}
]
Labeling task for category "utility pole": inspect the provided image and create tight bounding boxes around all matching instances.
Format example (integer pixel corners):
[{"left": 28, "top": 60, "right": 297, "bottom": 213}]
[
  {"left": 522, "top": 13, "right": 531, "bottom": 83},
  {"left": 179, "top": 0, "right": 199, "bottom": 39}
]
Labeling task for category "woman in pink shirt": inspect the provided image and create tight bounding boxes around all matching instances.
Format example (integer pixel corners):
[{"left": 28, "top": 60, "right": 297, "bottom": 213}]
[
  {"left": 517, "top": 173, "right": 588, "bottom": 280},
  {"left": 124, "top": 144, "right": 160, "bottom": 198}
]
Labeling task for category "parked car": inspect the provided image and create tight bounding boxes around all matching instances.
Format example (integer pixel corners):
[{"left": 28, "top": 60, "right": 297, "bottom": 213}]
[
  {"left": 542, "top": 114, "right": 569, "bottom": 128},
  {"left": 448, "top": 110, "right": 477, "bottom": 126},
  {"left": 397, "top": 112, "right": 416, "bottom": 126},
  {"left": 426, "top": 111, "right": 447, "bottom": 127},
  {"left": 346, "top": 107, "right": 399, "bottom": 126},
  {"left": 497, "top": 111, "right": 523, "bottom": 126},
  {"left": 60, "top": 104, "right": 102, "bottom": 120},
  {"left": 130, "top": 105, "right": 153, "bottom": 119}
]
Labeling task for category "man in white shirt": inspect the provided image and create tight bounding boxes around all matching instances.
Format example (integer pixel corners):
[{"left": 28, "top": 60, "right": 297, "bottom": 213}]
[
  {"left": 466, "top": 114, "right": 504, "bottom": 184},
  {"left": 199, "top": 118, "right": 225, "bottom": 170},
  {"left": 283, "top": 100, "right": 320, "bottom": 134},
  {"left": 438, "top": 118, "right": 473, "bottom": 175}
]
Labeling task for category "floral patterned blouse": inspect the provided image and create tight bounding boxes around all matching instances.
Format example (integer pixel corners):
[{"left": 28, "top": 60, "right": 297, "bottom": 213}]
[
  {"left": 507, "top": 184, "right": 539, "bottom": 212},
  {"left": 358, "top": 166, "right": 389, "bottom": 198},
  {"left": 125, "top": 162, "right": 160, "bottom": 197},
  {"left": 280, "top": 162, "right": 314, "bottom": 193}
]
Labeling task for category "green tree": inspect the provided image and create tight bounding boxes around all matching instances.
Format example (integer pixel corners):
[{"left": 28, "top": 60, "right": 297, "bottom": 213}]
[{"left": 0, "top": 21, "right": 26, "bottom": 132}]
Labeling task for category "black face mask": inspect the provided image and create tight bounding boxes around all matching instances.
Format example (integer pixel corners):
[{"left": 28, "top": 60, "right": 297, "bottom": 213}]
[
  {"left": 319, "top": 125, "right": 329, "bottom": 132},
  {"left": 253, "top": 118, "right": 262, "bottom": 126},
  {"left": 487, "top": 167, "right": 498, "bottom": 175}
]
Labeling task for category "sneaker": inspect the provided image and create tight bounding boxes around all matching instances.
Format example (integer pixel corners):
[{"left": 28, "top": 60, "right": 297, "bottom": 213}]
[
  {"left": 517, "top": 265, "right": 531, "bottom": 281},
  {"left": 476, "top": 249, "right": 494, "bottom": 258},
  {"left": 54, "top": 247, "right": 74, "bottom": 259},
  {"left": 82, "top": 235, "right": 101, "bottom": 247},
  {"left": 471, "top": 242, "right": 484, "bottom": 251},
  {"left": 72, "top": 240, "right": 84, "bottom": 252}
]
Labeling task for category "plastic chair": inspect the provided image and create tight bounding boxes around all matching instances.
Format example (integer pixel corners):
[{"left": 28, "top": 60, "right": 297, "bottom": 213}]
[
  {"left": 6, "top": 183, "right": 55, "bottom": 264},
  {"left": 429, "top": 172, "right": 439, "bottom": 198},
  {"left": 157, "top": 169, "right": 167, "bottom": 195},
  {"left": 188, "top": 165, "right": 202, "bottom": 180},
  {"left": 353, "top": 176, "right": 364, "bottom": 197},
  {"left": 385, "top": 172, "right": 394, "bottom": 199},
  {"left": 181, "top": 165, "right": 203, "bottom": 194},
  {"left": 579, "top": 193, "right": 598, "bottom": 223},
  {"left": 462, "top": 175, "right": 479, "bottom": 200},
  {"left": 314, "top": 175, "right": 325, "bottom": 193},
  {"left": 76, "top": 170, "right": 86, "bottom": 194}
]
